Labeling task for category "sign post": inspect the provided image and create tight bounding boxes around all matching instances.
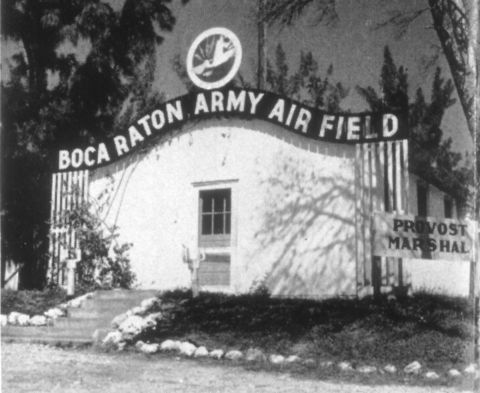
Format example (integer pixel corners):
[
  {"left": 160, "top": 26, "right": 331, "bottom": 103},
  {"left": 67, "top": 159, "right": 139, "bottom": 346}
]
[
  {"left": 65, "top": 248, "right": 81, "bottom": 297},
  {"left": 473, "top": 221, "right": 479, "bottom": 385}
]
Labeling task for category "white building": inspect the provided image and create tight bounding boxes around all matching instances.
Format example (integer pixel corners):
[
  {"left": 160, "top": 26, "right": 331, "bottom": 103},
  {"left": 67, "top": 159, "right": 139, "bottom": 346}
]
[
  {"left": 48, "top": 28, "right": 472, "bottom": 299},
  {"left": 49, "top": 115, "right": 470, "bottom": 298}
]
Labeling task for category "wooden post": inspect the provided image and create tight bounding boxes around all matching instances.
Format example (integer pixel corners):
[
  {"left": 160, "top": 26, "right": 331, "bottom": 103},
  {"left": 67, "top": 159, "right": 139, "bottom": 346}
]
[
  {"left": 192, "top": 264, "right": 199, "bottom": 298},
  {"left": 373, "top": 256, "right": 382, "bottom": 300},
  {"left": 473, "top": 223, "right": 479, "bottom": 378},
  {"left": 66, "top": 249, "right": 81, "bottom": 297},
  {"left": 257, "top": 0, "right": 266, "bottom": 89},
  {"left": 470, "top": 258, "right": 476, "bottom": 301}
]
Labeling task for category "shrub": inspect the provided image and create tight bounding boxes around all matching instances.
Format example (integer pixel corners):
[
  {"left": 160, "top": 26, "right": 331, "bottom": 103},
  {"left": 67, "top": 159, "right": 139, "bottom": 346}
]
[
  {"left": 1, "top": 287, "right": 67, "bottom": 315},
  {"left": 60, "top": 191, "right": 136, "bottom": 290},
  {"left": 141, "top": 289, "right": 474, "bottom": 366}
]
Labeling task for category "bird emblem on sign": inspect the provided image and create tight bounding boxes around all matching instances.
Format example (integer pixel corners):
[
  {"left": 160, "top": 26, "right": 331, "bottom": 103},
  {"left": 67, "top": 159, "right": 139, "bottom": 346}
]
[{"left": 187, "top": 27, "right": 242, "bottom": 90}]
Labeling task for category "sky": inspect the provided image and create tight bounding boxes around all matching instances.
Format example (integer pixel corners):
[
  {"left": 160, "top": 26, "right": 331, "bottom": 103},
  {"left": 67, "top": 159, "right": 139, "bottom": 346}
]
[
  {"left": 2, "top": 0, "right": 473, "bottom": 157},
  {"left": 148, "top": 0, "right": 472, "bottom": 157}
]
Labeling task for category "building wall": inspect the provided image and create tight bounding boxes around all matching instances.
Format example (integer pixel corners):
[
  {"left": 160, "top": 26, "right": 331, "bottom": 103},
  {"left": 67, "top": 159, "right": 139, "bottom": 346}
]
[
  {"left": 403, "top": 174, "right": 470, "bottom": 297},
  {"left": 89, "top": 119, "right": 358, "bottom": 298}
]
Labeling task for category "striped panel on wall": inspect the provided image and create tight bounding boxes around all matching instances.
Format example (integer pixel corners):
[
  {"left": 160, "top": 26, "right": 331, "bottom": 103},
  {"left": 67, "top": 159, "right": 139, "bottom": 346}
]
[
  {"left": 48, "top": 170, "right": 89, "bottom": 285},
  {"left": 355, "top": 140, "right": 410, "bottom": 292}
]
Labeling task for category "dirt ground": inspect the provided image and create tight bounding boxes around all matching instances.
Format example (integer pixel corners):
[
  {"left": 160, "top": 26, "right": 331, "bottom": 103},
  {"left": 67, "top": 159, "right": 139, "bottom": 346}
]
[{"left": 1, "top": 343, "right": 471, "bottom": 393}]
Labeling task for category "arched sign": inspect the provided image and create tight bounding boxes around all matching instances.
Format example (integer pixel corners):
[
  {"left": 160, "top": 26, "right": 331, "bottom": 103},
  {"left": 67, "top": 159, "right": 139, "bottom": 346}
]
[{"left": 55, "top": 87, "right": 408, "bottom": 172}]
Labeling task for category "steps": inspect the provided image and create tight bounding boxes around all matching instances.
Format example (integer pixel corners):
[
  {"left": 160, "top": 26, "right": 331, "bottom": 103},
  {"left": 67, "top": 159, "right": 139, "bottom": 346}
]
[{"left": 1, "top": 289, "right": 159, "bottom": 345}]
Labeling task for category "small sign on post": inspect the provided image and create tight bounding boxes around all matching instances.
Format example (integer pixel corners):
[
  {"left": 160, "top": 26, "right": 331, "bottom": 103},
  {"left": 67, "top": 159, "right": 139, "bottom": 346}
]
[{"left": 65, "top": 249, "right": 81, "bottom": 297}]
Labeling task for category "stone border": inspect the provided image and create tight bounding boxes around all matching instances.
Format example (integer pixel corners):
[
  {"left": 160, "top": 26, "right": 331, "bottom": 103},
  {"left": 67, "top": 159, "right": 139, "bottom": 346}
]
[
  {"left": 105, "top": 336, "right": 479, "bottom": 382},
  {"left": 1, "top": 292, "right": 95, "bottom": 327},
  {"left": 99, "top": 295, "right": 479, "bottom": 383}
]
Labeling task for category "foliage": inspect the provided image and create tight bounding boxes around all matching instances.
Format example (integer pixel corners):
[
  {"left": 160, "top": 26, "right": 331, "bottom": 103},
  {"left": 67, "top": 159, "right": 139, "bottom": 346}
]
[
  {"left": 63, "top": 199, "right": 136, "bottom": 290},
  {"left": 266, "top": 44, "right": 348, "bottom": 111},
  {"left": 1, "top": 287, "right": 67, "bottom": 315},
  {"left": 263, "top": 0, "right": 337, "bottom": 26},
  {"left": 249, "top": 274, "right": 271, "bottom": 298},
  {"left": 356, "top": 46, "right": 472, "bottom": 207},
  {"left": 172, "top": 42, "right": 347, "bottom": 112},
  {"left": 144, "top": 290, "right": 474, "bottom": 366},
  {"left": 1, "top": 0, "right": 183, "bottom": 288},
  {"left": 263, "top": 1, "right": 476, "bottom": 141}
]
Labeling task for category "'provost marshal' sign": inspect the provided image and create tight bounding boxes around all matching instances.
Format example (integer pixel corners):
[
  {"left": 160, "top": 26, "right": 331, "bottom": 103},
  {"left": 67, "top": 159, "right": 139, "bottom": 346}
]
[
  {"left": 55, "top": 88, "right": 408, "bottom": 172},
  {"left": 373, "top": 213, "right": 473, "bottom": 261}
]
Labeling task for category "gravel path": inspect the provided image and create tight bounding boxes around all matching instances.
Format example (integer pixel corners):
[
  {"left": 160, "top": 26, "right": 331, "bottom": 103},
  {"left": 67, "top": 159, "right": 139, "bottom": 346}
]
[{"left": 1, "top": 343, "right": 468, "bottom": 393}]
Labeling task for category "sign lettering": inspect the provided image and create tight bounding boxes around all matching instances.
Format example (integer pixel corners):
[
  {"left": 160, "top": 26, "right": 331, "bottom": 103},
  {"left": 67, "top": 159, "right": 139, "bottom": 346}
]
[
  {"left": 55, "top": 88, "right": 408, "bottom": 172},
  {"left": 373, "top": 213, "right": 473, "bottom": 261}
]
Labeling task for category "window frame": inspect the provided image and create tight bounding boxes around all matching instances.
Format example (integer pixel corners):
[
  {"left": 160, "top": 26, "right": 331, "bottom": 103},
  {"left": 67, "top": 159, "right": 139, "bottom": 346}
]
[{"left": 198, "top": 188, "right": 232, "bottom": 247}]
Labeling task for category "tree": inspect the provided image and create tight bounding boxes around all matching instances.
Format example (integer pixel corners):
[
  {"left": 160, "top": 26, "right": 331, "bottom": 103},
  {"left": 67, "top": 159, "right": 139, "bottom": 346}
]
[
  {"left": 262, "top": 0, "right": 477, "bottom": 139},
  {"left": 263, "top": 0, "right": 477, "bottom": 215},
  {"left": 357, "top": 46, "right": 471, "bottom": 207},
  {"left": 266, "top": 44, "right": 348, "bottom": 111},
  {"left": 172, "top": 42, "right": 347, "bottom": 111},
  {"left": 1, "top": 0, "right": 182, "bottom": 288}
]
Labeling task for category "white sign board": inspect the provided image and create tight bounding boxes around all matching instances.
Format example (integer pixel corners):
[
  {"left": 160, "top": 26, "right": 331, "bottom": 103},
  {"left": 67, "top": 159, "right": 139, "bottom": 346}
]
[{"left": 373, "top": 213, "right": 473, "bottom": 261}]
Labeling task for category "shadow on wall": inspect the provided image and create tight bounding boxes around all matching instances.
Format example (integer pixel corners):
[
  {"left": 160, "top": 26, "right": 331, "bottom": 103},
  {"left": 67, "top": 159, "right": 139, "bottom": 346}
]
[{"left": 250, "top": 152, "right": 358, "bottom": 298}]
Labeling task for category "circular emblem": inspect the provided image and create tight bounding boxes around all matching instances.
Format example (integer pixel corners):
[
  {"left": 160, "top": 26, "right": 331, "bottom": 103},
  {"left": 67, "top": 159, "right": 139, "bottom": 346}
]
[{"left": 186, "top": 27, "right": 242, "bottom": 90}]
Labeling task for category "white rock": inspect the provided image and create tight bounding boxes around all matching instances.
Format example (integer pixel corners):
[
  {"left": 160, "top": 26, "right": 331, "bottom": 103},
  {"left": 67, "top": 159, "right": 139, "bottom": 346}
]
[
  {"left": 209, "top": 349, "right": 224, "bottom": 359},
  {"left": 160, "top": 339, "right": 181, "bottom": 352},
  {"left": 0, "top": 314, "right": 7, "bottom": 326},
  {"left": 143, "top": 312, "right": 162, "bottom": 326},
  {"left": 338, "top": 361, "right": 354, "bottom": 371},
  {"left": 67, "top": 297, "right": 83, "bottom": 308},
  {"left": 245, "top": 348, "right": 267, "bottom": 362},
  {"left": 225, "top": 350, "right": 243, "bottom": 361},
  {"left": 303, "top": 358, "right": 316, "bottom": 367},
  {"left": 118, "top": 315, "right": 149, "bottom": 340},
  {"left": 424, "top": 371, "right": 440, "bottom": 380},
  {"left": 137, "top": 342, "right": 160, "bottom": 354},
  {"left": 464, "top": 363, "right": 477, "bottom": 374},
  {"left": 102, "top": 331, "right": 123, "bottom": 347},
  {"left": 140, "top": 297, "right": 158, "bottom": 311},
  {"left": 269, "top": 354, "right": 285, "bottom": 365},
  {"left": 404, "top": 361, "right": 422, "bottom": 374},
  {"left": 447, "top": 369, "right": 461, "bottom": 378},
  {"left": 285, "top": 355, "right": 301, "bottom": 363},
  {"left": 29, "top": 315, "right": 48, "bottom": 326},
  {"left": 178, "top": 342, "right": 197, "bottom": 357},
  {"left": 111, "top": 313, "right": 129, "bottom": 329},
  {"left": 130, "top": 306, "right": 145, "bottom": 315},
  {"left": 357, "top": 365, "right": 377, "bottom": 374},
  {"left": 319, "top": 360, "right": 333, "bottom": 367},
  {"left": 17, "top": 314, "right": 30, "bottom": 326},
  {"left": 194, "top": 346, "right": 209, "bottom": 358},
  {"left": 92, "top": 329, "right": 106, "bottom": 344},
  {"left": 44, "top": 308, "right": 65, "bottom": 319},
  {"left": 384, "top": 364, "right": 397, "bottom": 374},
  {"left": 7, "top": 312, "right": 22, "bottom": 325}
]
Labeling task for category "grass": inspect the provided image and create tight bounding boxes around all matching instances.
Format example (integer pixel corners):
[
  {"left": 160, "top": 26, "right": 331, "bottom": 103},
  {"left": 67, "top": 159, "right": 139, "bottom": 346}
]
[
  {"left": 142, "top": 289, "right": 475, "bottom": 371},
  {"left": 1, "top": 287, "right": 68, "bottom": 315}
]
